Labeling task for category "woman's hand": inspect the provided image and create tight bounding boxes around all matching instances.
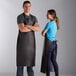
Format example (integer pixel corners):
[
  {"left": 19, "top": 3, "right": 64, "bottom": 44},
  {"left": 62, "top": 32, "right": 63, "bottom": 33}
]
[{"left": 42, "top": 29, "right": 47, "bottom": 37}]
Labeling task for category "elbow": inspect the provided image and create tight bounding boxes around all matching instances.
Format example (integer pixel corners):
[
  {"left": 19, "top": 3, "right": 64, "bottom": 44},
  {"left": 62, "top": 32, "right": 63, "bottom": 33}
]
[
  {"left": 36, "top": 26, "right": 40, "bottom": 31},
  {"left": 57, "top": 26, "right": 60, "bottom": 30},
  {"left": 36, "top": 27, "right": 40, "bottom": 31},
  {"left": 19, "top": 29, "right": 24, "bottom": 32},
  {"left": 19, "top": 27, "right": 25, "bottom": 32},
  {"left": 42, "top": 32, "right": 45, "bottom": 37}
]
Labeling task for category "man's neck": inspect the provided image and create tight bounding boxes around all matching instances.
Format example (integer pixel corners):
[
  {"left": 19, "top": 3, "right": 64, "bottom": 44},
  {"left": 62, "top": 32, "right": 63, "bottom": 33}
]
[{"left": 24, "top": 12, "right": 30, "bottom": 16}]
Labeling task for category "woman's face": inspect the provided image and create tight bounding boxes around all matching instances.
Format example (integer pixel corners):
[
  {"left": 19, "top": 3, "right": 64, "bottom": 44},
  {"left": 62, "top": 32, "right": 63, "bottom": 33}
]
[{"left": 47, "top": 13, "right": 53, "bottom": 20}]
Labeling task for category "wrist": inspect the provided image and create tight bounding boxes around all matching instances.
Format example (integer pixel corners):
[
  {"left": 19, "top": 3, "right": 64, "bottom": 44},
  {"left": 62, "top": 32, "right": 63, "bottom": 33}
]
[{"left": 27, "top": 25, "right": 32, "bottom": 29}]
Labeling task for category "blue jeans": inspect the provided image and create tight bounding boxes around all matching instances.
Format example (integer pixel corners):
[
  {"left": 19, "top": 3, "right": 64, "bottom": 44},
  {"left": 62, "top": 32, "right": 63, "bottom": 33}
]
[
  {"left": 17, "top": 66, "right": 34, "bottom": 76},
  {"left": 46, "top": 41, "right": 59, "bottom": 76}
]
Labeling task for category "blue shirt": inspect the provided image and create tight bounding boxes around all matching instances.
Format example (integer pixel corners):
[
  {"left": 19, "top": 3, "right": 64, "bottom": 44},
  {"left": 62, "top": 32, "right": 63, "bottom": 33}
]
[{"left": 45, "top": 21, "right": 57, "bottom": 41}]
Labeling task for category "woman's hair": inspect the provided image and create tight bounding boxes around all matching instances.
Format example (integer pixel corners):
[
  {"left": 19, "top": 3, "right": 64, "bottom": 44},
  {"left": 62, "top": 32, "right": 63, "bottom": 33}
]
[
  {"left": 48, "top": 9, "right": 60, "bottom": 30},
  {"left": 23, "top": 0, "right": 31, "bottom": 7}
]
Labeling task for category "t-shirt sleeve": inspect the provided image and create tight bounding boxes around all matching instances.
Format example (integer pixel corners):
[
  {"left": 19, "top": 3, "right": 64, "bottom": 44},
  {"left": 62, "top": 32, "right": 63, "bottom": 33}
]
[
  {"left": 33, "top": 16, "right": 38, "bottom": 25},
  {"left": 45, "top": 23, "right": 50, "bottom": 31},
  {"left": 17, "top": 15, "right": 24, "bottom": 24}
]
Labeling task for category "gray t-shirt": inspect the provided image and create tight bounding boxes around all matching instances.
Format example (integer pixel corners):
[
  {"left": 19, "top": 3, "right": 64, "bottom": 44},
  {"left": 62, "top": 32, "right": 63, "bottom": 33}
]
[{"left": 17, "top": 13, "right": 38, "bottom": 26}]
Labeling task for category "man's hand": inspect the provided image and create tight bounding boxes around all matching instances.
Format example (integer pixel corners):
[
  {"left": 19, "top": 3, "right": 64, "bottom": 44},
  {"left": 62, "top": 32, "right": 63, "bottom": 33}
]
[
  {"left": 18, "top": 22, "right": 40, "bottom": 32},
  {"left": 26, "top": 23, "right": 40, "bottom": 32},
  {"left": 18, "top": 23, "right": 32, "bottom": 32}
]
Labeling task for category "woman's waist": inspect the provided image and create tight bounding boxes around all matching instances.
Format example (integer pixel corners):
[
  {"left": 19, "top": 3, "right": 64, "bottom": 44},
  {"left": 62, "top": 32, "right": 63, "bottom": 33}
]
[
  {"left": 46, "top": 36, "right": 56, "bottom": 41},
  {"left": 45, "top": 36, "right": 57, "bottom": 43}
]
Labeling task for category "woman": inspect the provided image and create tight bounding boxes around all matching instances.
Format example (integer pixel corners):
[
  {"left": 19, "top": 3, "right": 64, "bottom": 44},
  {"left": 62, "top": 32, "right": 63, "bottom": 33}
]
[{"left": 41, "top": 9, "right": 60, "bottom": 76}]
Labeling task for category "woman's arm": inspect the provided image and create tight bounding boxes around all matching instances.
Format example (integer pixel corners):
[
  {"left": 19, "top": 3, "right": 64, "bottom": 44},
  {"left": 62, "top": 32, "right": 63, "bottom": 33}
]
[{"left": 42, "top": 29, "right": 47, "bottom": 37}]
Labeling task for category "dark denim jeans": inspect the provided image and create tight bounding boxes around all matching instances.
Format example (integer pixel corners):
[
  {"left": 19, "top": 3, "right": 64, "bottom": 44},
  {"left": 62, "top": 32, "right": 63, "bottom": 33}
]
[
  {"left": 17, "top": 66, "right": 34, "bottom": 76},
  {"left": 46, "top": 41, "right": 59, "bottom": 76}
]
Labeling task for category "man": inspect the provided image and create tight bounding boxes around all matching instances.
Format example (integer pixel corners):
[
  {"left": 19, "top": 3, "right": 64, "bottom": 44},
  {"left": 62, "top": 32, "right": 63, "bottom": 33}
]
[{"left": 16, "top": 1, "right": 40, "bottom": 76}]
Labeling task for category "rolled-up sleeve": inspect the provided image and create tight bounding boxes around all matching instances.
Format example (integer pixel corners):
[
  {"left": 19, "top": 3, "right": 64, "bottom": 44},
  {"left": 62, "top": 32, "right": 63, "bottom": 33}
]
[
  {"left": 45, "top": 23, "right": 50, "bottom": 31},
  {"left": 33, "top": 16, "right": 38, "bottom": 25},
  {"left": 17, "top": 15, "right": 24, "bottom": 24}
]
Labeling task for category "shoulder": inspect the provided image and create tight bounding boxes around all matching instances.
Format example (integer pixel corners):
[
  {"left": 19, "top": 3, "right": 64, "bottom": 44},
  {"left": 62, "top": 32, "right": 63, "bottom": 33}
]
[
  {"left": 30, "top": 14, "right": 38, "bottom": 23},
  {"left": 47, "top": 21, "right": 56, "bottom": 26},
  {"left": 46, "top": 21, "right": 55, "bottom": 27},
  {"left": 51, "top": 21, "right": 56, "bottom": 25},
  {"left": 46, "top": 22, "right": 51, "bottom": 26},
  {"left": 17, "top": 13, "right": 24, "bottom": 24},
  {"left": 17, "top": 13, "right": 24, "bottom": 19},
  {"left": 30, "top": 14, "right": 37, "bottom": 19},
  {"left": 50, "top": 21, "right": 57, "bottom": 29}
]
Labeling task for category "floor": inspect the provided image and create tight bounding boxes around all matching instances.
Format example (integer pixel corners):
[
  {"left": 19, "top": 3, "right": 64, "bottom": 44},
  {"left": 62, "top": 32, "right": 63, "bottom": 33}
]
[{"left": 0, "top": 72, "right": 75, "bottom": 76}]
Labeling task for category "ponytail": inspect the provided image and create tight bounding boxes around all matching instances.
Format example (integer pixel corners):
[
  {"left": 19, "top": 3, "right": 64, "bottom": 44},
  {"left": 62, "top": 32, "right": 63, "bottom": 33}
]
[
  {"left": 55, "top": 16, "right": 60, "bottom": 30},
  {"left": 47, "top": 9, "right": 60, "bottom": 30}
]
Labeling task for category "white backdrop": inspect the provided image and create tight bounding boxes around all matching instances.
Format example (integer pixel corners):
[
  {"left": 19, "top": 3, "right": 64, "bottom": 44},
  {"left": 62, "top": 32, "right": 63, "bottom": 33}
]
[{"left": 0, "top": 0, "right": 76, "bottom": 75}]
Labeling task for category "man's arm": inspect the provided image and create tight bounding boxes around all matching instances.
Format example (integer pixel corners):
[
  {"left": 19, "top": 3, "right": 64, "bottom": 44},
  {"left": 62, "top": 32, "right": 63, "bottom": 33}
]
[
  {"left": 26, "top": 23, "right": 40, "bottom": 32},
  {"left": 18, "top": 23, "right": 32, "bottom": 32}
]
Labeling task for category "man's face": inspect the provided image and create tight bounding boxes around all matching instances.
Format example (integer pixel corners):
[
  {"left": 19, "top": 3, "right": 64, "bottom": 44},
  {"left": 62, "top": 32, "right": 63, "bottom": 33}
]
[{"left": 23, "top": 3, "right": 31, "bottom": 13}]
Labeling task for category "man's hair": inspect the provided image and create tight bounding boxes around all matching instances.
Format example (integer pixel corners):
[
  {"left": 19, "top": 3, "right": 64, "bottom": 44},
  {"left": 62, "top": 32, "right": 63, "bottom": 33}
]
[{"left": 23, "top": 0, "right": 31, "bottom": 7}]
